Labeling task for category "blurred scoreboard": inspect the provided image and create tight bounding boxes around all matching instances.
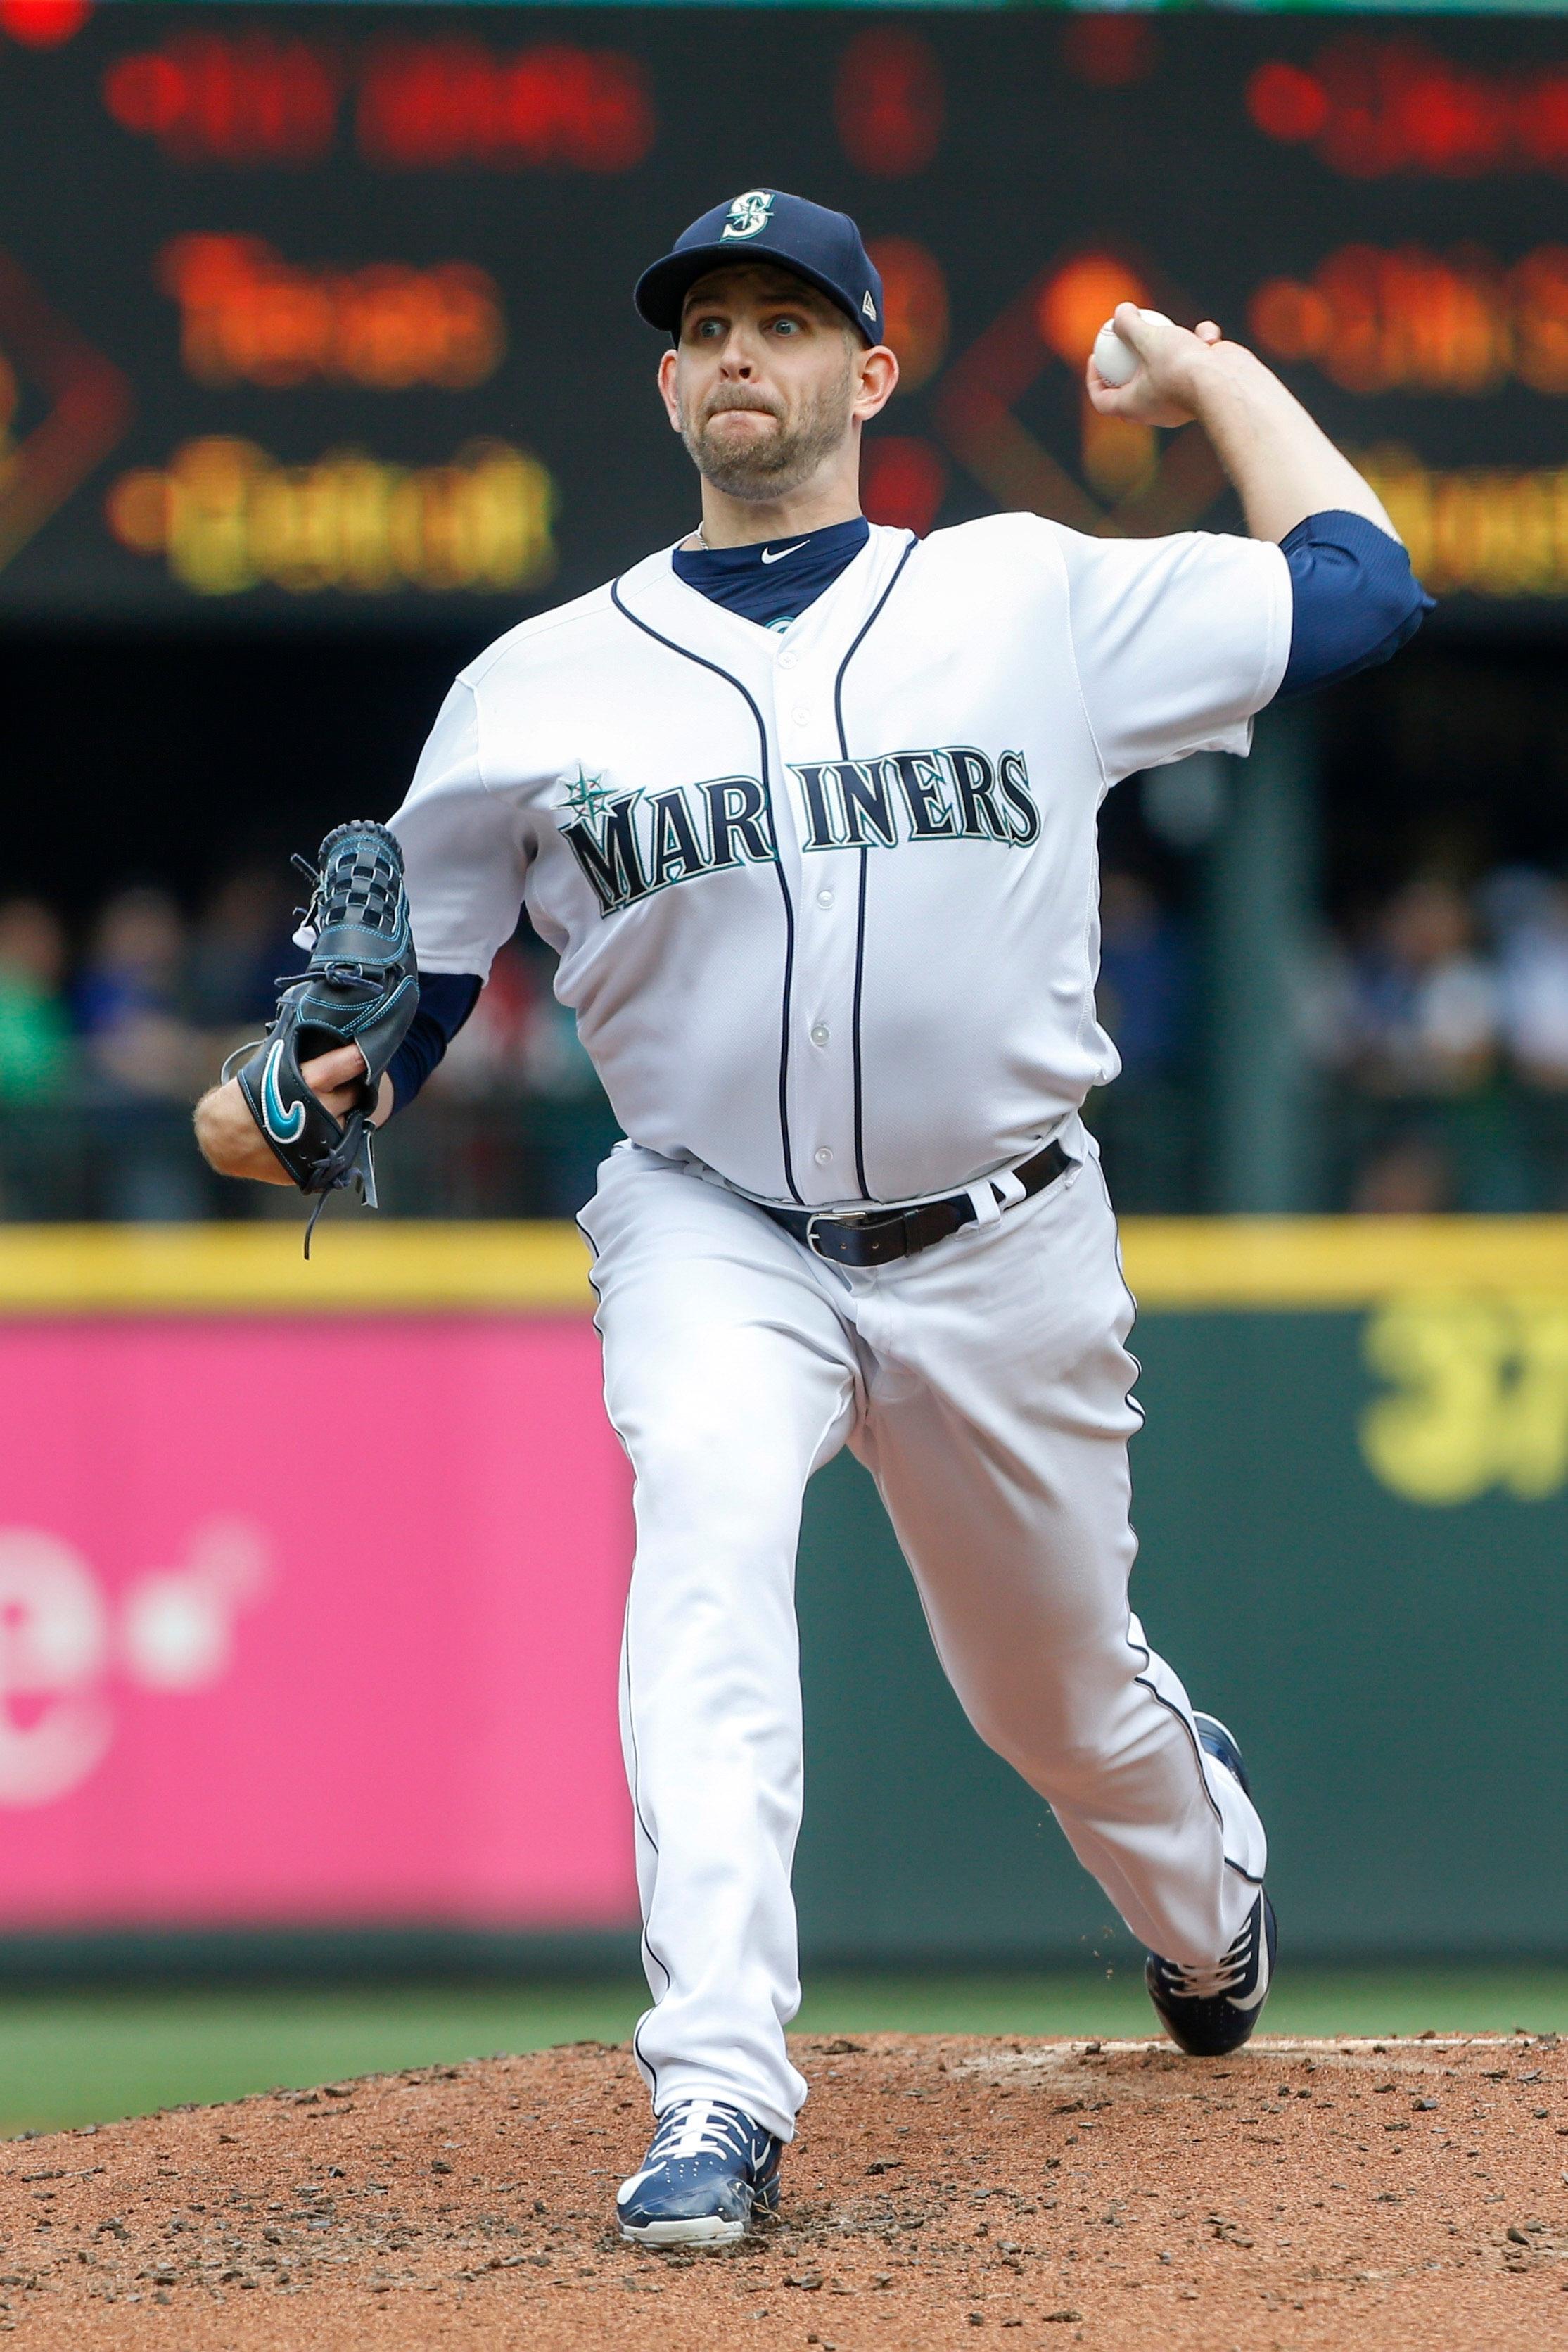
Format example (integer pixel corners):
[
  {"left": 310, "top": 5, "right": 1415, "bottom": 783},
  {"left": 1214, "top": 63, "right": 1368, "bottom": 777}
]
[{"left": 6, "top": 6, "right": 1568, "bottom": 626}]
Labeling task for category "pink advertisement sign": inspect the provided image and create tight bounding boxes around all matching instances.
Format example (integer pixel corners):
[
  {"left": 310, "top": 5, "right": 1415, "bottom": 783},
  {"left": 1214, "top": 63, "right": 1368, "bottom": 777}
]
[{"left": 0, "top": 1317, "right": 637, "bottom": 1930}]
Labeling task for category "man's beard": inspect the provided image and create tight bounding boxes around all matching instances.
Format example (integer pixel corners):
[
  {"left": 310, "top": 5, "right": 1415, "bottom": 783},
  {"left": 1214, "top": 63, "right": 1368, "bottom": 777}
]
[{"left": 681, "top": 365, "right": 853, "bottom": 499}]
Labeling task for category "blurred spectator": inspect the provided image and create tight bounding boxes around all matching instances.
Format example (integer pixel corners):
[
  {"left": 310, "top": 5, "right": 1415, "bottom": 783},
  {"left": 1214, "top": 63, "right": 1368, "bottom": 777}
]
[
  {"left": 390, "top": 932, "right": 616, "bottom": 1216},
  {"left": 1318, "top": 874, "right": 1528, "bottom": 1214},
  {"left": 1484, "top": 867, "right": 1568, "bottom": 1091},
  {"left": 75, "top": 886, "right": 209, "bottom": 1104},
  {"left": 1095, "top": 870, "right": 1190, "bottom": 1079},
  {"left": 523, "top": 992, "right": 603, "bottom": 1100},
  {"left": 428, "top": 934, "right": 602, "bottom": 1102},
  {"left": 429, "top": 941, "right": 540, "bottom": 1098},
  {"left": 1349, "top": 1134, "right": 1453, "bottom": 1216},
  {"left": 1334, "top": 878, "right": 1498, "bottom": 1098},
  {"left": 188, "top": 865, "right": 295, "bottom": 1036},
  {"left": 0, "top": 898, "right": 74, "bottom": 1102},
  {"left": 1087, "top": 870, "right": 1199, "bottom": 1212}
]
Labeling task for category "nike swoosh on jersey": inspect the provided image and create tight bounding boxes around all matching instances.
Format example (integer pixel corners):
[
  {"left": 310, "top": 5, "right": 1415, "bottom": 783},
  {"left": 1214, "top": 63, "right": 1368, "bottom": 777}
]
[{"left": 760, "top": 542, "right": 807, "bottom": 564}]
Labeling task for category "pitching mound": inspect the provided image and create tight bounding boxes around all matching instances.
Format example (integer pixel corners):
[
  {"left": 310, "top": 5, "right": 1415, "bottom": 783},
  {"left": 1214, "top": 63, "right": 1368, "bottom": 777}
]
[{"left": 4, "top": 2030, "right": 1564, "bottom": 2350}]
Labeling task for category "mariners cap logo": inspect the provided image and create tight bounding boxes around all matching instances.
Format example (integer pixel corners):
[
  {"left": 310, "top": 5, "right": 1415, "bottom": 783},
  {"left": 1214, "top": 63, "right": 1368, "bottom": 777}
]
[
  {"left": 862, "top": 290, "right": 877, "bottom": 321},
  {"left": 722, "top": 189, "right": 775, "bottom": 241}
]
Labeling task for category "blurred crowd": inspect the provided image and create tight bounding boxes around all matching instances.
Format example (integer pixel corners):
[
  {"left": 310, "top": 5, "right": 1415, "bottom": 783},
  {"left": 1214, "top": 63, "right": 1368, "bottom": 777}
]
[
  {"left": 0, "top": 873, "right": 606, "bottom": 1219},
  {"left": 1310, "top": 865, "right": 1568, "bottom": 1213},
  {"left": 1091, "top": 860, "right": 1568, "bottom": 1214},
  {"left": 6, "top": 859, "right": 1568, "bottom": 1218}
]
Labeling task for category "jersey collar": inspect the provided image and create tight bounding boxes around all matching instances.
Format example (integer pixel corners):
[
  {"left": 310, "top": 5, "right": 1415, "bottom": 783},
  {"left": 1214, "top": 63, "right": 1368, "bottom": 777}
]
[{"left": 616, "top": 524, "right": 907, "bottom": 670}]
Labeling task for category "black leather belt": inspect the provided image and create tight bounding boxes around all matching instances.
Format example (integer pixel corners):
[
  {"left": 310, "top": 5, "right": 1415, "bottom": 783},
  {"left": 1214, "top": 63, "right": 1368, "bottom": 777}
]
[{"left": 759, "top": 1138, "right": 1072, "bottom": 1269}]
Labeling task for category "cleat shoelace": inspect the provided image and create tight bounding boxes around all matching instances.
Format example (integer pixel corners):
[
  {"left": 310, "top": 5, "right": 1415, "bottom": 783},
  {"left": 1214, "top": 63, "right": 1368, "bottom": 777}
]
[
  {"left": 646, "top": 2099, "right": 756, "bottom": 2168},
  {"left": 1160, "top": 1913, "right": 1256, "bottom": 2002}
]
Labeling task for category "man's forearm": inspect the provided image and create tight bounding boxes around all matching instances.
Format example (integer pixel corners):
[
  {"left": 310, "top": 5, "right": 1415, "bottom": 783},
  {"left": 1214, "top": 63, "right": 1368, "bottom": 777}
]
[{"left": 1185, "top": 343, "right": 1398, "bottom": 547}]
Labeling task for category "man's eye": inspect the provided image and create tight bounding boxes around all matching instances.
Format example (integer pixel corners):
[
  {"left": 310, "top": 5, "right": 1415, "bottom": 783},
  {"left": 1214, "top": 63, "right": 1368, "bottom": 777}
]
[{"left": 769, "top": 317, "right": 802, "bottom": 336}]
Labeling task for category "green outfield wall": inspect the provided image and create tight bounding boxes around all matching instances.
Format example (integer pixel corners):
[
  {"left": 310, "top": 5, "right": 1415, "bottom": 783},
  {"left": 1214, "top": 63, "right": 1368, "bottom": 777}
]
[{"left": 795, "top": 1224, "right": 1568, "bottom": 1964}]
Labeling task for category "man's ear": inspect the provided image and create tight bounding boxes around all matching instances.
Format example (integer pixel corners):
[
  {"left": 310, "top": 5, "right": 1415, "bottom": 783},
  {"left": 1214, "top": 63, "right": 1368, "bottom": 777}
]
[
  {"left": 853, "top": 344, "right": 900, "bottom": 424},
  {"left": 657, "top": 347, "right": 684, "bottom": 434}
]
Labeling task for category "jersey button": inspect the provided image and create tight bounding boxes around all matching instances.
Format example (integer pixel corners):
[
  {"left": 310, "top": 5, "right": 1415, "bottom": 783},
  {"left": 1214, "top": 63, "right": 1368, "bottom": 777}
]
[
  {"left": 814, "top": 1147, "right": 833, "bottom": 1167},
  {"left": 810, "top": 1024, "right": 829, "bottom": 1047},
  {"left": 816, "top": 889, "right": 835, "bottom": 909},
  {"left": 792, "top": 708, "right": 810, "bottom": 726},
  {"left": 778, "top": 650, "right": 798, "bottom": 669}
]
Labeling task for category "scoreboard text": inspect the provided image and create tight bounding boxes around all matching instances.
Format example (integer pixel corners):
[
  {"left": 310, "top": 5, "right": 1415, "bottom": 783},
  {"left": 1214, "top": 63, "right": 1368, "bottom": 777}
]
[{"left": 4, "top": 8, "right": 1568, "bottom": 624}]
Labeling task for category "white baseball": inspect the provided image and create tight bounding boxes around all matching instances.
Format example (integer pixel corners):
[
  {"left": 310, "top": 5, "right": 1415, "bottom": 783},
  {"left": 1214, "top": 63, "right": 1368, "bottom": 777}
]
[
  {"left": 1092, "top": 319, "right": 1139, "bottom": 387},
  {"left": 1092, "top": 310, "right": 1175, "bottom": 388}
]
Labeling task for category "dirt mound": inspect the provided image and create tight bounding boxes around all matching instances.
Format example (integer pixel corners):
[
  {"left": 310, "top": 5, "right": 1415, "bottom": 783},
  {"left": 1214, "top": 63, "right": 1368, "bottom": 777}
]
[{"left": 2, "top": 2031, "right": 1564, "bottom": 2349}]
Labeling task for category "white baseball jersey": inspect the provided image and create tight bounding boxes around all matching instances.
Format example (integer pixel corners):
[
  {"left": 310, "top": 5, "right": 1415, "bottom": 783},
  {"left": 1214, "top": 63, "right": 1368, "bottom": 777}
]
[{"left": 391, "top": 513, "right": 1290, "bottom": 1208}]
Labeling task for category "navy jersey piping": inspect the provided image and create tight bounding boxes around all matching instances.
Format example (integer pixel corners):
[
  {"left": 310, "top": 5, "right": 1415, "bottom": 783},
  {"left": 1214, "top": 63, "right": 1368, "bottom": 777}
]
[
  {"left": 850, "top": 852, "right": 872, "bottom": 1198},
  {"left": 1127, "top": 1634, "right": 1260, "bottom": 1882},
  {"left": 575, "top": 1196, "right": 672, "bottom": 2091},
  {"left": 610, "top": 578, "right": 803, "bottom": 1205},
  {"left": 830, "top": 534, "right": 918, "bottom": 1203}
]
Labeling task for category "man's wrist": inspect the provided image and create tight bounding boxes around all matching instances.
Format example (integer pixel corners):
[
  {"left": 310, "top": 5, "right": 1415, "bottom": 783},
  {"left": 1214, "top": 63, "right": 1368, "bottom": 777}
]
[
  {"left": 1180, "top": 341, "right": 1304, "bottom": 473},
  {"left": 1181, "top": 338, "right": 1267, "bottom": 420}
]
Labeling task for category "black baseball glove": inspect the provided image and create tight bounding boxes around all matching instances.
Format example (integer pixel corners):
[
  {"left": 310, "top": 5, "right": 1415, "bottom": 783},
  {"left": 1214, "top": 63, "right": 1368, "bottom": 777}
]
[{"left": 226, "top": 820, "right": 419, "bottom": 1252}]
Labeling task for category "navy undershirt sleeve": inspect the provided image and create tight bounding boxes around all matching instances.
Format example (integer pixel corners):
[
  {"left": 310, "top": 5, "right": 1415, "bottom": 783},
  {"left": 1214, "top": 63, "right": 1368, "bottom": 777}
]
[
  {"left": 383, "top": 970, "right": 481, "bottom": 1116},
  {"left": 1277, "top": 509, "right": 1433, "bottom": 699}
]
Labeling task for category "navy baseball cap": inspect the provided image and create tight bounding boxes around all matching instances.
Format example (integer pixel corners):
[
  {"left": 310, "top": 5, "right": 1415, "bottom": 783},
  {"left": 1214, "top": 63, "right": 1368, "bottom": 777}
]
[{"left": 635, "top": 189, "right": 884, "bottom": 346}]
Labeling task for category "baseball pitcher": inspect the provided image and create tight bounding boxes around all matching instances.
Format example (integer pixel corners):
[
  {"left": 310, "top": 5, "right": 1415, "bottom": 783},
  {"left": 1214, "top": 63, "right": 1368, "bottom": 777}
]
[{"left": 196, "top": 191, "right": 1429, "bottom": 2248}]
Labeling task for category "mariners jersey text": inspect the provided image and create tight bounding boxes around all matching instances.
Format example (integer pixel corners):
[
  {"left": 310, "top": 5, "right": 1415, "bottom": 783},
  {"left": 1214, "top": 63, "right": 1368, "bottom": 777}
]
[{"left": 561, "top": 744, "right": 1041, "bottom": 918}]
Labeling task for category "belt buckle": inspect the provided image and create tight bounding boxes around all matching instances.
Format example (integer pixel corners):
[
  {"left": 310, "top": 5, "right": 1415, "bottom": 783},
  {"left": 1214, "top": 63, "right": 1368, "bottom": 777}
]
[
  {"left": 804, "top": 1212, "right": 843, "bottom": 1261},
  {"left": 805, "top": 1209, "right": 871, "bottom": 1263}
]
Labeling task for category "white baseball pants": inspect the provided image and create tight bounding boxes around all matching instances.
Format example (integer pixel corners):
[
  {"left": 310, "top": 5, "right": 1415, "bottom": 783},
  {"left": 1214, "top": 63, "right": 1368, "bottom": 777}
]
[{"left": 579, "top": 1133, "right": 1267, "bottom": 2143}]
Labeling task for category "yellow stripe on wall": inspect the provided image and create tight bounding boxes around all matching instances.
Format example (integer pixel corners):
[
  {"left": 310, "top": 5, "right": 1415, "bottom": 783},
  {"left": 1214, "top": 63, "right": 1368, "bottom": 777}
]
[
  {"left": 0, "top": 1222, "right": 596, "bottom": 1314},
  {"left": 0, "top": 1217, "right": 1563, "bottom": 1316},
  {"left": 1119, "top": 1216, "right": 1568, "bottom": 1309}
]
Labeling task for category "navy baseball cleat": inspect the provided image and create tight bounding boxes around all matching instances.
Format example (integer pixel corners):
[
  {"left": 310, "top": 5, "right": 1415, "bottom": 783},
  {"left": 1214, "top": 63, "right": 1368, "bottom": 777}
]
[
  {"left": 617, "top": 2098, "right": 782, "bottom": 2248},
  {"left": 1146, "top": 1712, "right": 1277, "bottom": 2058}
]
